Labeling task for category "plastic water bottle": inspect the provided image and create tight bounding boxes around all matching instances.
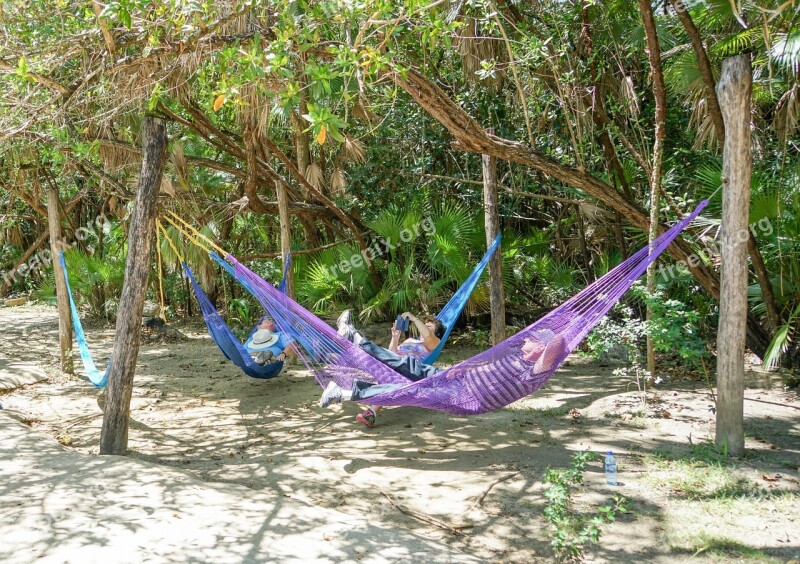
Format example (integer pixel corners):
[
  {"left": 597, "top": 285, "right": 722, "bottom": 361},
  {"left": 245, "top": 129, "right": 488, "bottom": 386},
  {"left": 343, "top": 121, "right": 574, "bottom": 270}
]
[{"left": 604, "top": 451, "right": 618, "bottom": 486}]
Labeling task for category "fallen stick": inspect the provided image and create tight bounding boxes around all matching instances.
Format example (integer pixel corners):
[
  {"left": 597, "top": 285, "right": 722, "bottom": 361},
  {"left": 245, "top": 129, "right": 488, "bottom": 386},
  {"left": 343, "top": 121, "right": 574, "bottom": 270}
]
[
  {"left": 380, "top": 491, "right": 472, "bottom": 535},
  {"left": 470, "top": 471, "right": 520, "bottom": 510}
]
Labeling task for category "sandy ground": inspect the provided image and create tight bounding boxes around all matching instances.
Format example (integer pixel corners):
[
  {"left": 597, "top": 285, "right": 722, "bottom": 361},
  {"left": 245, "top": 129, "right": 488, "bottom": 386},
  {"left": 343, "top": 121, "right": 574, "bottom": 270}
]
[{"left": 1, "top": 303, "right": 799, "bottom": 562}]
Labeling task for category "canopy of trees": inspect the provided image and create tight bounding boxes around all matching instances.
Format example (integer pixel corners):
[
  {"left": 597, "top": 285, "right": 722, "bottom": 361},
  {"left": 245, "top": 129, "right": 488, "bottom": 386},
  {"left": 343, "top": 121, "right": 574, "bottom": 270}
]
[{"left": 2, "top": 0, "right": 799, "bottom": 369}]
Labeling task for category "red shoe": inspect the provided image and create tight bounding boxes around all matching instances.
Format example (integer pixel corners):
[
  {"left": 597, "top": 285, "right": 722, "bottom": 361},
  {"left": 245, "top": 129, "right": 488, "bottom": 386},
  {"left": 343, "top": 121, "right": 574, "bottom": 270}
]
[{"left": 356, "top": 409, "right": 376, "bottom": 428}]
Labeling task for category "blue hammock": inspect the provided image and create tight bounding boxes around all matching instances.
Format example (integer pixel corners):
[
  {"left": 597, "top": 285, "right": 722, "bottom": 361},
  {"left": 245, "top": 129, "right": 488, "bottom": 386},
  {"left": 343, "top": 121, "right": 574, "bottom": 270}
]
[
  {"left": 59, "top": 251, "right": 111, "bottom": 388},
  {"left": 184, "top": 262, "right": 284, "bottom": 379},
  {"left": 423, "top": 233, "right": 501, "bottom": 363}
]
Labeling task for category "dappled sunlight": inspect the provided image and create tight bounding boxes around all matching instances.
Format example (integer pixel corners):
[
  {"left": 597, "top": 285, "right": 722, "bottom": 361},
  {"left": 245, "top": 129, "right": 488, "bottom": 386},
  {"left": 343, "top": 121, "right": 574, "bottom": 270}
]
[{"left": 2, "top": 306, "right": 799, "bottom": 562}]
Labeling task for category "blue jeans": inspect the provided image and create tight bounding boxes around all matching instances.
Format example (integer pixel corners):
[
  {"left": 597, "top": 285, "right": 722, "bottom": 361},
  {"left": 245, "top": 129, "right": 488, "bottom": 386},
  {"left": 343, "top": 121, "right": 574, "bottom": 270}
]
[
  {"left": 351, "top": 338, "right": 442, "bottom": 401},
  {"left": 358, "top": 338, "right": 441, "bottom": 381}
]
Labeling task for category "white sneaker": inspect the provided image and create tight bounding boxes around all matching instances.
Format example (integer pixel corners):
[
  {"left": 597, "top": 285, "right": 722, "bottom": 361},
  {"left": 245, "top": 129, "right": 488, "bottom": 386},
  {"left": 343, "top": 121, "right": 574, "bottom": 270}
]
[{"left": 319, "top": 381, "right": 350, "bottom": 407}]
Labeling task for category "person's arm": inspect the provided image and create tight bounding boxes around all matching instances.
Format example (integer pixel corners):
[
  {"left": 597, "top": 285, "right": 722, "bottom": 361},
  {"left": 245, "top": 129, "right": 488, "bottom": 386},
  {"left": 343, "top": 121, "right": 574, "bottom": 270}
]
[
  {"left": 277, "top": 334, "right": 297, "bottom": 361},
  {"left": 402, "top": 312, "right": 440, "bottom": 350},
  {"left": 388, "top": 322, "right": 401, "bottom": 353}
]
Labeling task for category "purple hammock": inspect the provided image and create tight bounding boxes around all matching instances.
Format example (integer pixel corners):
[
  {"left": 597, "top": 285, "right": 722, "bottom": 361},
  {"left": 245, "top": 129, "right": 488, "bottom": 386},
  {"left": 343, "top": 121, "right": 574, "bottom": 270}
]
[{"left": 229, "top": 201, "right": 707, "bottom": 415}]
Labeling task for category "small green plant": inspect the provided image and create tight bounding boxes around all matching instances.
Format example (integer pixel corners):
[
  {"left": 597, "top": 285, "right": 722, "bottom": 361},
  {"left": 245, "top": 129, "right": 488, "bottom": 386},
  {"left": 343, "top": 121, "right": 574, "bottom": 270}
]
[
  {"left": 543, "top": 451, "right": 629, "bottom": 562},
  {"left": 228, "top": 297, "right": 257, "bottom": 336},
  {"left": 472, "top": 328, "right": 491, "bottom": 347}
]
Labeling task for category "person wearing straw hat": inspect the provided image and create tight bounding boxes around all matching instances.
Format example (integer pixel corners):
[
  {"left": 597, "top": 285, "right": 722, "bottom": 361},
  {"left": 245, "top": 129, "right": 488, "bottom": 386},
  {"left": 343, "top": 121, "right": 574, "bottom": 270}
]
[{"left": 245, "top": 318, "right": 295, "bottom": 364}]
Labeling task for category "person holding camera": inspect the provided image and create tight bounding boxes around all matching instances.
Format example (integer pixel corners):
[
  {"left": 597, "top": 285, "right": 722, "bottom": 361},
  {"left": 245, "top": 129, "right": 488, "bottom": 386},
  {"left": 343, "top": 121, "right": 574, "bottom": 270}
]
[
  {"left": 330, "top": 310, "right": 445, "bottom": 427},
  {"left": 388, "top": 311, "right": 445, "bottom": 360}
]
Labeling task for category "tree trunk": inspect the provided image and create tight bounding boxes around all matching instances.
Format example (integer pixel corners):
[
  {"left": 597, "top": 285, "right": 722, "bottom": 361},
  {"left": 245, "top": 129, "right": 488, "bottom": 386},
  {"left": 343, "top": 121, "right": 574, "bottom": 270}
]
[
  {"left": 276, "top": 180, "right": 295, "bottom": 298},
  {"left": 482, "top": 147, "right": 506, "bottom": 345},
  {"left": 46, "top": 181, "right": 74, "bottom": 374},
  {"left": 292, "top": 81, "right": 312, "bottom": 199},
  {"left": 100, "top": 117, "right": 167, "bottom": 455},
  {"left": 574, "top": 205, "right": 592, "bottom": 281},
  {"left": 715, "top": 55, "right": 752, "bottom": 457},
  {"left": 639, "top": 0, "right": 667, "bottom": 381}
]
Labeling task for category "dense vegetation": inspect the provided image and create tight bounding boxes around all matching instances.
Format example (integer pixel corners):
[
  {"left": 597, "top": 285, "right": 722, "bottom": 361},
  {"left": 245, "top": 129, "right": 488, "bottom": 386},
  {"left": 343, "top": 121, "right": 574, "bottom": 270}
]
[{"left": 1, "top": 0, "right": 799, "bottom": 371}]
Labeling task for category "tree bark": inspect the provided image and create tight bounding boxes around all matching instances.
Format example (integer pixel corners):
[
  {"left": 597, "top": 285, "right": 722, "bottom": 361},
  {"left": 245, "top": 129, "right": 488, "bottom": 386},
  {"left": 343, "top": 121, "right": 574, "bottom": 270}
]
[
  {"left": 482, "top": 146, "right": 506, "bottom": 345},
  {"left": 638, "top": 0, "right": 667, "bottom": 380},
  {"left": 715, "top": 55, "right": 752, "bottom": 457},
  {"left": 100, "top": 117, "right": 167, "bottom": 455},
  {"left": 46, "top": 182, "right": 73, "bottom": 374},
  {"left": 389, "top": 66, "right": 771, "bottom": 357},
  {"left": 276, "top": 180, "right": 295, "bottom": 298}
]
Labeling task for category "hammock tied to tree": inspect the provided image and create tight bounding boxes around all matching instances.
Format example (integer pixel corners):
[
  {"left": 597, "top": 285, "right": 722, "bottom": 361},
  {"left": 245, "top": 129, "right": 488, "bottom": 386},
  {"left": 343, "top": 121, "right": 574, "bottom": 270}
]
[
  {"left": 230, "top": 200, "right": 708, "bottom": 415},
  {"left": 59, "top": 250, "right": 111, "bottom": 388}
]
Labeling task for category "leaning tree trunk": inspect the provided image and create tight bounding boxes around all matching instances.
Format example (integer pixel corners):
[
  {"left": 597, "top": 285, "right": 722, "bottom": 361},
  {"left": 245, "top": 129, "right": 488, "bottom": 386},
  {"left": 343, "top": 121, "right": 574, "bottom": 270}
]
[
  {"left": 100, "top": 117, "right": 167, "bottom": 455},
  {"left": 715, "top": 55, "right": 752, "bottom": 457},
  {"left": 482, "top": 145, "right": 505, "bottom": 345},
  {"left": 46, "top": 180, "right": 73, "bottom": 374}
]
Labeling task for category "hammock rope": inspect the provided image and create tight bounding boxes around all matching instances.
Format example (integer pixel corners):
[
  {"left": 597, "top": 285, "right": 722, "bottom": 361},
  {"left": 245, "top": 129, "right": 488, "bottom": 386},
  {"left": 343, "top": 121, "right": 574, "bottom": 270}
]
[
  {"left": 229, "top": 200, "right": 709, "bottom": 414},
  {"left": 58, "top": 251, "right": 111, "bottom": 388}
]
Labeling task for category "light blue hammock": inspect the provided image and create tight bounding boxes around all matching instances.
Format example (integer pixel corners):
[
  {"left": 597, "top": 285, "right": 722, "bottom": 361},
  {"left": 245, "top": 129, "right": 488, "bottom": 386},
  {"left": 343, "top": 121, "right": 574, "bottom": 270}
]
[
  {"left": 212, "top": 236, "right": 501, "bottom": 364},
  {"left": 59, "top": 251, "right": 111, "bottom": 388},
  {"left": 423, "top": 233, "right": 501, "bottom": 363}
]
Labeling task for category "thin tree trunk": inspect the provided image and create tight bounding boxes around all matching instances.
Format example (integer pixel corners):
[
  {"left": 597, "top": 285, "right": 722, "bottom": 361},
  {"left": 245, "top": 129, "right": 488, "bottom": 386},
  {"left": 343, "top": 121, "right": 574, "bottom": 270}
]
[
  {"left": 276, "top": 180, "right": 294, "bottom": 298},
  {"left": 748, "top": 236, "right": 779, "bottom": 332},
  {"left": 669, "top": 0, "right": 780, "bottom": 334},
  {"left": 292, "top": 79, "right": 312, "bottom": 199},
  {"left": 575, "top": 204, "right": 592, "bottom": 281},
  {"left": 669, "top": 0, "right": 726, "bottom": 143},
  {"left": 639, "top": 0, "right": 668, "bottom": 380},
  {"left": 482, "top": 146, "right": 505, "bottom": 345},
  {"left": 100, "top": 117, "right": 167, "bottom": 455},
  {"left": 46, "top": 181, "right": 73, "bottom": 374},
  {"left": 716, "top": 55, "right": 752, "bottom": 457}
]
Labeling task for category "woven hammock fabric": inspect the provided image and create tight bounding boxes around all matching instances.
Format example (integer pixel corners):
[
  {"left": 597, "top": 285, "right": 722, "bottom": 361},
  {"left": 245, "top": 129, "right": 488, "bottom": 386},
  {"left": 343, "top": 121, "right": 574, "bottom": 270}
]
[
  {"left": 184, "top": 263, "right": 283, "bottom": 379},
  {"left": 59, "top": 251, "right": 111, "bottom": 388},
  {"left": 423, "top": 232, "right": 501, "bottom": 363},
  {"left": 214, "top": 239, "right": 499, "bottom": 365},
  {"left": 231, "top": 201, "right": 707, "bottom": 414}
]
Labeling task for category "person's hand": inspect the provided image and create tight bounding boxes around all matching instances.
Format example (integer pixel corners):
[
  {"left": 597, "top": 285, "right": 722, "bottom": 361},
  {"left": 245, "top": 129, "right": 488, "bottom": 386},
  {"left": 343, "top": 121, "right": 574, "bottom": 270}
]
[
  {"left": 402, "top": 311, "right": 415, "bottom": 321},
  {"left": 391, "top": 322, "right": 402, "bottom": 339}
]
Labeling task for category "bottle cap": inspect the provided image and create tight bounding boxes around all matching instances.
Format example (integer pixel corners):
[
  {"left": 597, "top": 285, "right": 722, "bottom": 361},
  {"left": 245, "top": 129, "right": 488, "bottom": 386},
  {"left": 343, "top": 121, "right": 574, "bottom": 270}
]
[{"left": 607, "top": 450, "right": 613, "bottom": 455}]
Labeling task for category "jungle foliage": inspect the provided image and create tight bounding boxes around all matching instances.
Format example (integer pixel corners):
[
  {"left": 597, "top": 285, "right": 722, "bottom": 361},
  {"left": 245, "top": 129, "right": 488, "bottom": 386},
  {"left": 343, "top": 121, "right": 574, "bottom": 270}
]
[{"left": 1, "top": 0, "right": 799, "bottom": 369}]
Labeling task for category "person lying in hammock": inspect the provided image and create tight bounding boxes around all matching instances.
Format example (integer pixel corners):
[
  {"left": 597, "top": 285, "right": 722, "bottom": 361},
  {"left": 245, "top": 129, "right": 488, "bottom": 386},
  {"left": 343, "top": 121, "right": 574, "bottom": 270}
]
[
  {"left": 321, "top": 313, "right": 567, "bottom": 427},
  {"left": 329, "top": 310, "right": 442, "bottom": 427},
  {"left": 245, "top": 318, "right": 296, "bottom": 365}
]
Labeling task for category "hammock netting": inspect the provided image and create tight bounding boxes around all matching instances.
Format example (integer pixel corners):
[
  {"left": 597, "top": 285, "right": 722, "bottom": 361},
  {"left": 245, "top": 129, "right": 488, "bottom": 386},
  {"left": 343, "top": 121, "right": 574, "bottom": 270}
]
[
  {"left": 59, "top": 251, "right": 111, "bottom": 388},
  {"left": 211, "top": 238, "right": 499, "bottom": 366},
  {"left": 223, "top": 199, "right": 708, "bottom": 415}
]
